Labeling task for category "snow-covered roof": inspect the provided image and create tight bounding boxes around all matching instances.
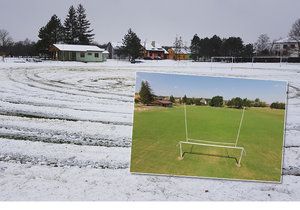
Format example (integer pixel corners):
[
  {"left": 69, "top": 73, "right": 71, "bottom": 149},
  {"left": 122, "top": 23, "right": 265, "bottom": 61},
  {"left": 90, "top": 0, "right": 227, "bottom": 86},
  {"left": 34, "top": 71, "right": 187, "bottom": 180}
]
[
  {"left": 171, "top": 47, "right": 191, "bottom": 54},
  {"left": 103, "top": 50, "right": 109, "bottom": 54},
  {"left": 110, "top": 42, "right": 124, "bottom": 49},
  {"left": 53, "top": 44, "right": 105, "bottom": 52},
  {"left": 143, "top": 41, "right": 167, "bottom": 52},
  {"left": 274, "top": 37, "right": 298, "bottom": 44}
]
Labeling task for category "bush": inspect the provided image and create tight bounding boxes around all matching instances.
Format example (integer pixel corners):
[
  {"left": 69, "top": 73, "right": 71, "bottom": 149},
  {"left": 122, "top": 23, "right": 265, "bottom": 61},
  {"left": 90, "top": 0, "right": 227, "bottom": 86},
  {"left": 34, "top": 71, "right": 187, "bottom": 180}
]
[
  {"left": 270, "top": 102, "right": 285, "bottom": 109},
  {"left": 210, "top": 96, "right": 223, "bottom": 107}
]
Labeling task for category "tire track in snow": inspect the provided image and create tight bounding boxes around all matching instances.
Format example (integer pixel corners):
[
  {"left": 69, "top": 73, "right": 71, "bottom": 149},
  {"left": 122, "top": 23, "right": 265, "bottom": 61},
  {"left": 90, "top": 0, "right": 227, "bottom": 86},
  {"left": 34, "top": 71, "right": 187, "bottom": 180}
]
[
  {"left": 7, "top": 69, "right": 133, "bottom": 103},
  {"left": 0, "top": 138, "right": 130, "bottom": 169},
  {"left": 26, "top": 70, "right": 134, "bottom": 98},
  {"left": 0, "top": 111, "right": 132, "bottom": 126}
]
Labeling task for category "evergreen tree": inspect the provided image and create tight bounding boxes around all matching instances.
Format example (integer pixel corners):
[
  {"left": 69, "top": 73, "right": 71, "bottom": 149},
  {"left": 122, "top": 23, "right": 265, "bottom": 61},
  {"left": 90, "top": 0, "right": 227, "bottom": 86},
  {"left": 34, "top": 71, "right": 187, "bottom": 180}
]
[
  {"left": 37, "top": 15, "right": 63, "bottom": 53},
  {"left": 210, "top": 35, "right": 222, "bottom": 57},
  {"left": 122, "top": 28, "right": 143, "bottom": 62},
  {"left": 242, "top": 44, "right": 254, "bottom": 58},
  {"left": 139, "top": 81, "right": 154, "bottom": 105},
  {"left": 221, "top": 37, "right": 244, "bottom": 57},
  {"left": 190, "top": 34, "right": 201, "bottom": 61},
  {"left": 64, "top": 6, "right": 79, "bottom": 44},
  {"left": 199, "top": 37, "right": 210, "bottom": 58},
  {"left": 77, "top": 4, "right": 94, "bottom": 45},
  {"left": 182, "top": 95, "right": 187, "bottom": 104},
  {"left": 170, "top": 95, "right": 175, "bottom": 103}
]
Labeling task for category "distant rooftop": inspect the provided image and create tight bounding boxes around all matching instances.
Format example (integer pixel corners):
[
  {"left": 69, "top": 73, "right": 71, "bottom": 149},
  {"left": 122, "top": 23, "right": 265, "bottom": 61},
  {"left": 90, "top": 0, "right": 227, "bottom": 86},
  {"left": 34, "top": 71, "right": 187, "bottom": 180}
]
[
  {"left": 171, "top": 47, "right": 191, "bottom": 54},
  {"left": 143, "top": 41, "right": 168, "bottom": 54},
  {"left": 53, "top": 44, "right": 104, "bottom": 52},
  {"left": 110, "top": 42, "right": 124, "bottom": 49},
  {"left": 274, "top": 37, "right": 298, "bottom": 44}
]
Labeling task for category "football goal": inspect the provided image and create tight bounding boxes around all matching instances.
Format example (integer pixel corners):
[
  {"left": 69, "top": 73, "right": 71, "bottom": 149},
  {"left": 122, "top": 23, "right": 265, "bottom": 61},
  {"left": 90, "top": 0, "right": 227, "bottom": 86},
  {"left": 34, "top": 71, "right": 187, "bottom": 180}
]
[{"left": 178, "top": 104, "right": 246, "bottom": 167}]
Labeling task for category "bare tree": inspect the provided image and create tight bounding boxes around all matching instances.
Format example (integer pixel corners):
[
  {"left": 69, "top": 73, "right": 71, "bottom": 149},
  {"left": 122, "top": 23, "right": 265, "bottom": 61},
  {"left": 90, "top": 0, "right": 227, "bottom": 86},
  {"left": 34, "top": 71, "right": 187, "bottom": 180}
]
[
  {"left": 173, "top": 36, "right": 183, "bottom": 60},
  {"left": 0, "top": 29, "right": 13, "bottom": 47},
  {"left": 289, "top": 18, "right": 300, "bottom": 56},
  {"left": 254, "top": 34, "right": 271, "bottom": 56}
]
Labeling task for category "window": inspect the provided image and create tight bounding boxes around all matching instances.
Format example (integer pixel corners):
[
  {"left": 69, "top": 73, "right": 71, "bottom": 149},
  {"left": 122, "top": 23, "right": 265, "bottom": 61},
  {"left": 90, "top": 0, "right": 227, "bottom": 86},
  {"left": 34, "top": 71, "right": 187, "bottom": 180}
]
[
  {"left": 95, "top": 53, "right": 99, "bottom": 58},
  {"left": 80, "top": 52, "right": 85, "bottom": 58},
  {"left": 88, "top": 53, "right": 92, "bottom": 56},
  {"left": 291, "top": 44, "right": 295, "bottom": 48}
]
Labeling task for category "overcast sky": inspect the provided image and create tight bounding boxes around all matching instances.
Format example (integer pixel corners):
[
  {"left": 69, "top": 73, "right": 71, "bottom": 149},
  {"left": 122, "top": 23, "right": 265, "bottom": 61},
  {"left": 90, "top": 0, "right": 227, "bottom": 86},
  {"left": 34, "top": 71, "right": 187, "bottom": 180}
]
[
  {"left": 1, "top": 0, "right": 300, "bottom": 45},
  {"left": 136, "top": 72, "right": 287, "bottom": 103}
]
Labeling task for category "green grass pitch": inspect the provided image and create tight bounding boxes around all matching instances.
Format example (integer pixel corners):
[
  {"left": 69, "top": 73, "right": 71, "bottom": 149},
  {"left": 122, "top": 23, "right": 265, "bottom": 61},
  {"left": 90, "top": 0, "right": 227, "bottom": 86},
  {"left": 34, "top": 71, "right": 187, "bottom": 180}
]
[{"left": 130, "top": 105, "right": 285, "bottom": 182}]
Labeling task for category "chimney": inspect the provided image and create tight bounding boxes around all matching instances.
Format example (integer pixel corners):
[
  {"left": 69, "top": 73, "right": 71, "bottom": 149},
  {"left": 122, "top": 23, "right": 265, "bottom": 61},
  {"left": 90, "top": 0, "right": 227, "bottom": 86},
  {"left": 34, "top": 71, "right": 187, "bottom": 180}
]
[{"left": 151, "top": 41, "right": 155, "bottom": 48}]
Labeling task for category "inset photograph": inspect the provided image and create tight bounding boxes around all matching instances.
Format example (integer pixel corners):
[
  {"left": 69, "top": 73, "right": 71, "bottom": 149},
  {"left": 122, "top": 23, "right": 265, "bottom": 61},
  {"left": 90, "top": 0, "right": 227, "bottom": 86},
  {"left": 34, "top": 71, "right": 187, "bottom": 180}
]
[{"left": 131, "top": 72, "right": 287, "bottom": 182}]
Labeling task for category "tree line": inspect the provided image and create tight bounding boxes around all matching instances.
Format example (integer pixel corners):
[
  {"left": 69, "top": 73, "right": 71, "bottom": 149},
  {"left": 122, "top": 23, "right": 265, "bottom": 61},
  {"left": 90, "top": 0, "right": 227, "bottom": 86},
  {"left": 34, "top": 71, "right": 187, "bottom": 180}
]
[
  {"left": 137, "top": 81, "right": 285, "bottom": 110},
  {"left": 37, "top": 4, "right": 94, "bottom": 55},
  {"left": 2, "top": 11, "right": 300, "bottom": 61},
  {"left": 0, "top": 30, "right": 38, "bottom": 57},
  {"left": 0, "top": 4, "right": 94, "bottom": 57},
  {"left": 190, "top": 35, "right": 254, "bottom": 61}
]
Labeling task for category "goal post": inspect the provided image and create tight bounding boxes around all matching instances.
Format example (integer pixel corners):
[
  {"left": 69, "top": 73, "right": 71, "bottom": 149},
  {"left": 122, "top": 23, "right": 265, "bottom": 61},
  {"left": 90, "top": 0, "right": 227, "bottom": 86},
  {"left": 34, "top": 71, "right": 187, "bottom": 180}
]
[{"left": 178, "top": 104, "right": 246, "bottom": 167}]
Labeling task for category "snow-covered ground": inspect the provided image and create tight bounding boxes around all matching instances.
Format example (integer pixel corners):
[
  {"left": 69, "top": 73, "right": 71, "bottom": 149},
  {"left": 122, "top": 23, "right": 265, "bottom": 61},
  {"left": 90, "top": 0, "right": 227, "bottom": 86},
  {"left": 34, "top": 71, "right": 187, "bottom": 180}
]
[{"left": 0, "top": 59, "right": 299, "bottom": 201}]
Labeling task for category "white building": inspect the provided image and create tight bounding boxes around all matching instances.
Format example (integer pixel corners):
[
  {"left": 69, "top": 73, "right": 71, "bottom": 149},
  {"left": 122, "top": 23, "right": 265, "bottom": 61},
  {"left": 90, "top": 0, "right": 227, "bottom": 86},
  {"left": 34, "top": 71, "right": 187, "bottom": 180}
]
[
  {"left": 272, "top": 37, "right": 299, "bottom": 57},
  {"left": 107, "top": 42, "right": 128, "bottom": 59},
  {"left": 50, "top": 44, "right": 109, "bottom": 62}
]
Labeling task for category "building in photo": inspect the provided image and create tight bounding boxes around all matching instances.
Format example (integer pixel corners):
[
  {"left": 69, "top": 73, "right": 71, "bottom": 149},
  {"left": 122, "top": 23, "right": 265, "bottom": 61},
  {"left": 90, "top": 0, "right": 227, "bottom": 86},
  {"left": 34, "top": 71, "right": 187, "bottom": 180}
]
[
  {"left": 143, "top": 41, "right": 168, "bottom": 60},
  {"left": 153, "top": 99, "right": 173, "bottom": 107},
  {"left": 272, "top": 37, "right": 299, "bottom": 57},
  {"left": 166, "top": 47, "right": 191, "bottom": 60},
  {"left": 106, "top": 42, "right": 128, "bottom": 59},
  {"left": 50, "top": 44, "right": 109, "bottom": 62}
]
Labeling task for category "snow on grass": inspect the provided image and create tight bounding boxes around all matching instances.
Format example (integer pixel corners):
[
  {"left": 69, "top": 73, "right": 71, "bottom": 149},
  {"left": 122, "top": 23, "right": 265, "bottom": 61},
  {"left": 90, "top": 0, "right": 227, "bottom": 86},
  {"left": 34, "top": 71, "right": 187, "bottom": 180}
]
[
  {"left": 0, "top": 59, "right": 300, "bottom": 200},
  {"left": 0, "top": 162, "right": 299, "bottom": 201}
]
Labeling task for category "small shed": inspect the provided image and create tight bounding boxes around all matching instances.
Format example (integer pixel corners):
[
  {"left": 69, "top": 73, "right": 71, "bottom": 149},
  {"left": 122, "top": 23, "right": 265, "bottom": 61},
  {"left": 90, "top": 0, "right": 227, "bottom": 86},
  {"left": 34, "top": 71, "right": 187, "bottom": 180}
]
[
  {"left": 154, "top": 100, "right": 173, "bottom": 107},
  {"left": 50, "top": 44, "right": 108, "bottom": 62}
]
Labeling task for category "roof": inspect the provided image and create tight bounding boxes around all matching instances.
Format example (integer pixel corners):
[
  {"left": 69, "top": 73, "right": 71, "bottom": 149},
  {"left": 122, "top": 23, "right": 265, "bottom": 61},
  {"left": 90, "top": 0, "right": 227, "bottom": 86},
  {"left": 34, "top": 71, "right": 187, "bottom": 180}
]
[
  {"left": 143, "top": 41, "right": 168, "bottom": 53},
  {"left": 171, "top": 47, "right": 191, "bottom": 54},
  {"left": 155, "top": 100, "right": 173, "bottom": 105},
  {"left": 53, "top": 44, "right": 105, "bottom": 52},
  {"left": 110, "top": 42, "right": 124, "bottom": 49},
  {"left": 274, "top": 37, "right": 298, "bottom": 44}
]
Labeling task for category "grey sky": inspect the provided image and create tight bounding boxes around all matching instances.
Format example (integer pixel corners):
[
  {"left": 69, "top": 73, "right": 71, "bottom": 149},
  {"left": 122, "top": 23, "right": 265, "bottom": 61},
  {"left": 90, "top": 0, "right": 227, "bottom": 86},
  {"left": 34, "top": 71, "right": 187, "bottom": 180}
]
[{"left": 1, "top": 0, "right": 300, "bottom": 45}]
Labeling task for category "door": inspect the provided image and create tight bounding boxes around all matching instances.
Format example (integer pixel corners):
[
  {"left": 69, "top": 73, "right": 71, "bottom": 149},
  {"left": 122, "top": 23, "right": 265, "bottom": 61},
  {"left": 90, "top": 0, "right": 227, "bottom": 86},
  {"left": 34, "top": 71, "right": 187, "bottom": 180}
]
[{"left": 71, "top": 52, "right": 76, "bottom": 61}]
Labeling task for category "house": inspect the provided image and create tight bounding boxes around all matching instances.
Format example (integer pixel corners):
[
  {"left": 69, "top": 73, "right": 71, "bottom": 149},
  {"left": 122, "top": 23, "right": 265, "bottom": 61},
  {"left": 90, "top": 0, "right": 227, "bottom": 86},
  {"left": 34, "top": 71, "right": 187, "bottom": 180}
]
[
  {"left": 107, "top": 42, "right": 128, "bottom": 59},
  {"left": 166, "top": 47, "right": 191, "bottom": 60},
  {"left": 49, "top": 44, "right": 109, "bottom": 62},
  {"left": 272, "top": 37, "right": 299, "bottom": 57},
  {"left": 153, "top": 99, "right": 173, "bottom": 107},
  {"left": 200, "top": 98, "right": 207, "bottom": 105},
  {"left": 143, "top": 41, "right": 168, "bottom": 60}
]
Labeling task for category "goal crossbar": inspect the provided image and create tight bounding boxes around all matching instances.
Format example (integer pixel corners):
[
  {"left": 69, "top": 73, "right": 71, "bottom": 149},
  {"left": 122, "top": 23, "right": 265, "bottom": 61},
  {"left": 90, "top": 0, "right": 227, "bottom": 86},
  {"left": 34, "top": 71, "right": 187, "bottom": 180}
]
[
  {"left": 187, "top": 138, "right": 236, "bottom": 146},
  {"left": 178, "top": 141, "right": 245, "bottom": 167},
  {"left": 178, "top": 104, "right": 246, "bottom": 167}
]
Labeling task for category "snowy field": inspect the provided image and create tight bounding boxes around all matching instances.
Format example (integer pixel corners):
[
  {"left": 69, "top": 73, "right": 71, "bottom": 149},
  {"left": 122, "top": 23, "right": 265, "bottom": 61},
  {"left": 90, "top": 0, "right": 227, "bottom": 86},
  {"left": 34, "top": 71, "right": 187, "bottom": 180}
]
[{"left": 0, "top": 59, "right": 299, "bottom": 201}]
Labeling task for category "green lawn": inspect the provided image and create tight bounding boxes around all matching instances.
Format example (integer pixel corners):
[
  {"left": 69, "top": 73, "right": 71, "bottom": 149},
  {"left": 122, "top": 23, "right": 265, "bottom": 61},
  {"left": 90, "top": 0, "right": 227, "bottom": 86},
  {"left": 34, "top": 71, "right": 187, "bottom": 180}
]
[{"left": 130, "top": 105, "right": 285, "bottom": 182}]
